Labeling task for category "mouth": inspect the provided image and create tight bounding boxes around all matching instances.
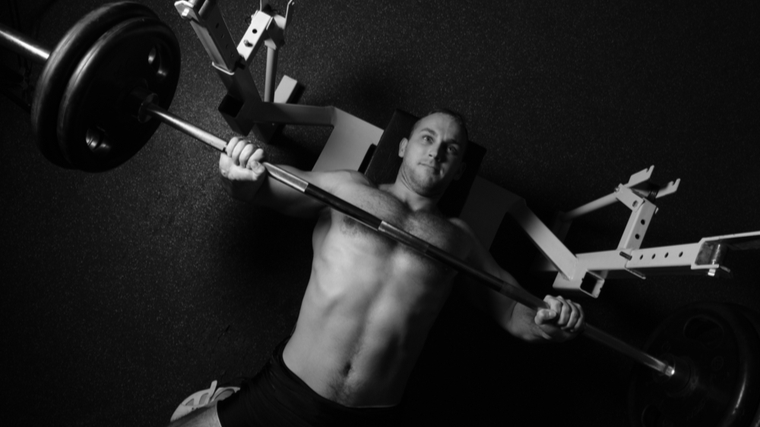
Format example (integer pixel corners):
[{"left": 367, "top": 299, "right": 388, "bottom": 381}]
[{"left": 420, "top": 163, "right": 441, "bottom": 173}]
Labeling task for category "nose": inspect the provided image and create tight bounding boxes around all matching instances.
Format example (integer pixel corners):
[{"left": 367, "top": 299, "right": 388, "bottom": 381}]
[{"left": 428, "top": 141, "right": 446, "bottom": 162}]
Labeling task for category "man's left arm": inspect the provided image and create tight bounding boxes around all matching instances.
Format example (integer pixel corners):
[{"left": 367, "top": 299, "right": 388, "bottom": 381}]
[{"left": 455, "top": 219, "right": 584, "bottom": 343}]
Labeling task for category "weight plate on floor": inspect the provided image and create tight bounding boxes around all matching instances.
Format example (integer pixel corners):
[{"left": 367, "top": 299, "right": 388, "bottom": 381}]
[
  {"left": 31, "top": 1, "right": 158, "bottom": 168},
  {"left": 628, "top": 302, "right": 760, "bottom": 427},
  {"left": 57, "top": 16, "right": 180, "bottom": 172},
  {"left": 732, "top": 304, "right": 760, "bottom": 427}
]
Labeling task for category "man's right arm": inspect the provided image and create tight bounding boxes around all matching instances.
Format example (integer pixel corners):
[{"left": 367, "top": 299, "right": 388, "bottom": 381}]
[
  {"left": 219, "top": 137, "right": 339, "bottom": 218},
  {"left": 458, "top": 219, "right": 585, "bottom": 343}
]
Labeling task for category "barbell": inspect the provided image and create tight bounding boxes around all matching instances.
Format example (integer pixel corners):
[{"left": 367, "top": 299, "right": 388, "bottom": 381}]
[{"left": 1, "top": 2, "right": 759, "bottom": 425}]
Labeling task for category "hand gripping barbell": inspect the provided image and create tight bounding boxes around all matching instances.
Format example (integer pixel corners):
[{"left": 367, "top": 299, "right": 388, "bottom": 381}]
[{"left": 2, "top": 3, "right": 759, "bottom": 426}]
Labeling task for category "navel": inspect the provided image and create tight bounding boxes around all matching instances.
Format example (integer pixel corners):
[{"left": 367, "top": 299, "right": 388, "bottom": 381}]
[{"left": 341, "top": 361, "right": 353, "bottom": 376}]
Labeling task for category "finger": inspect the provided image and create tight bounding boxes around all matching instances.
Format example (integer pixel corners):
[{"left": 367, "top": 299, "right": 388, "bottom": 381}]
[
  {"left": 251, "top": 147, "right": 265, "bottom": 162},
  {"left": 575, "top": 304, "right": 586, "bottom": 331},
  {"left": 544, "top": 295, "right": 561, "bottom": 313},
  {"left": 552, "top": 296, "right": 569, "bottom": 326},
  {"left": 246, "top": 148, "right": 266, "bottom": 173},
  {"left": 219, "top": 147, "right": 235, "bottom": 177},
  {"left": 231, "top": 140, "right": 248, "bottom": 165},
  {"left": 239, "top": 144, "right": 255, "bottom": 167},
  {"left": 560, "top": 297, "right": 576, "bottom": 327},
  {"left": 225, "top": 136, "right": 243, "bottom": 156},
  {"left": 534, "top": 308, "right": 556, "bottom": 325},
  {"left": 225, "top": 163, "right": 258, "bottom": 181},
  {"left": 563, "top": 300, "right": 579, "bottom": 330},
  {"left": 543, "top": 295, "right": 562, "bottom": 321}
]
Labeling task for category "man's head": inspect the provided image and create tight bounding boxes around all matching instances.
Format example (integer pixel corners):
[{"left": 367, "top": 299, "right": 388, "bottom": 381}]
[
  {"left": 397, "top": 109, "right": 469, "bottom": 199},
  {"left": 414, "top": 108, "right": 469, "bottom": 145}
]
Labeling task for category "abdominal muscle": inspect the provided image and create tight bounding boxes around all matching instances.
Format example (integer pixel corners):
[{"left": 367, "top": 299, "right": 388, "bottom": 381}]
[{"left": 282, "top": 208, "right": 460, "bottom": 407}]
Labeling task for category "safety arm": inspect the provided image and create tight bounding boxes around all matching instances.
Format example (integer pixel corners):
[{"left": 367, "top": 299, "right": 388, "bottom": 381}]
[{"left": 174, "top": 0, "right": 296, "bottom": 138}]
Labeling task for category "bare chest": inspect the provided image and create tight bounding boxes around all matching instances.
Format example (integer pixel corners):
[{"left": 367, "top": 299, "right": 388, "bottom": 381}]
[{"left": 329, "top": 185, "right": 469, "bottom": 263}]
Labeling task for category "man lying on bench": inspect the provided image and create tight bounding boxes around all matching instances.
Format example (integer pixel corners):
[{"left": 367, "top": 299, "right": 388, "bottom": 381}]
[{"left": 168, "top": 108, "right": 585, "bottom": 427}]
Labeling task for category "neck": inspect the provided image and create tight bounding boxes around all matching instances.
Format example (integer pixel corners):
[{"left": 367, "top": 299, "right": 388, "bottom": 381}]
[{"left": 382, "top": 179, "right": 441, "bottom": 213}]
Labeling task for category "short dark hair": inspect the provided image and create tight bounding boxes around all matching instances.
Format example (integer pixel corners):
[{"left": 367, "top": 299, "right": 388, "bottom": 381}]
[{"left": 411, "top": 108, "right": 469, "bottom": 145}]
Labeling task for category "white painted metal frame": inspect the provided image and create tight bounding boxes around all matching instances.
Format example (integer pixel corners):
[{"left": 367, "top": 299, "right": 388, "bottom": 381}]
[
  {"left": 534, "top": 167, "right": 760, "bottom": 297},
  {"left": 174, "top": 0, "right": 299, "bottom": 139},
  {"left": 174, "top": 0, "right": 384, "bottom": 165}
]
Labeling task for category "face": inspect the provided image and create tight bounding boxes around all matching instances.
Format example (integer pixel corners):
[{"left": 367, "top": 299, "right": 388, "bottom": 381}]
[{"left": 397, "top": 113, "right": 467, "bottom": 198}]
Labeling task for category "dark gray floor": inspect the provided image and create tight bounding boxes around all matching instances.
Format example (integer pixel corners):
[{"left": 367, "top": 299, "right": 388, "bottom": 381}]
[{"left": 1, "top": 1, "right": 759, "bottom": 426}]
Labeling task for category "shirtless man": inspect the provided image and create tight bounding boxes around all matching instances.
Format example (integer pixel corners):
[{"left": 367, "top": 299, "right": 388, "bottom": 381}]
[{"left": 169, "top": 109, "right": 584, "bottom": 426}]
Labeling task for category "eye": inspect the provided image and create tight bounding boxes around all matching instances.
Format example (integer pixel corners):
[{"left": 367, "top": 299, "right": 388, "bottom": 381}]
[
  {"left": 448, "top": 145, "right": 459, "bottom": 155},
  {"left": 423, "top": 135, "right": 433, "bottom": 143}
]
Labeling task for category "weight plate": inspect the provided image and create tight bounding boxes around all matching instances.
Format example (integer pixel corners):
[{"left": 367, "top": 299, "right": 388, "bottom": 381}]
[
  {"left": 733, "top": 305, "right": 760, "bottom": 427},
  {"left": 57, "top": 16, "right": 180, "bottom": 172},
  {"left": 31, "top": 1, "right": 157, "bottom": 168},
  {"left": 628, "top": 302, "right": 760, "bottom": 427}
]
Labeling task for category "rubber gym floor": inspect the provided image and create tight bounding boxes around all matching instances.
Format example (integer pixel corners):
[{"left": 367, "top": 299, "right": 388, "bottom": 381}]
[{"left": 1, "top": 1, "right": 759, "bottom": 426}]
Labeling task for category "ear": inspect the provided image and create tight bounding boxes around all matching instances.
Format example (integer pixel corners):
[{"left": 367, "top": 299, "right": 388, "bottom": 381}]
[
  {"left": 398, "top": 138, "right": 408, "bottom": 157},
  {"left": 454, "top": 162, "right": 467, "bottom": 181}
]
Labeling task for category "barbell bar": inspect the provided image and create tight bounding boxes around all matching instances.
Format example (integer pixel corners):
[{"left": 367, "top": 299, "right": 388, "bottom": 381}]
[
  {"left": 0, "top": 22, "right": 49, "bottom": 63},
  {"left": 0, "top": 7, "right": 677, "bottom": 380}
]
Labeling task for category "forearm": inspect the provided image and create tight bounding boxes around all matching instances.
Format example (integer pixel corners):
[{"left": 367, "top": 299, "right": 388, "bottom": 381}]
[
  {"left": 463, "top": 269, "right": 545, "bottom": 341},
  {"left": 461, "top": 222, "right": 580, "bottom": 343}
]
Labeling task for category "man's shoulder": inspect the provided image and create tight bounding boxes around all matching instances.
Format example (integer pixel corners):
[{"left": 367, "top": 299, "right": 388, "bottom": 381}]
[
  {"left": 447, "top": 216, "right": 473, "bottom": 234},
  {"left": 445, "top": 217, "right": 480, "bottom": 254},
  {"left": 312, "top": 169, "right": 375, "bottom": 190}
]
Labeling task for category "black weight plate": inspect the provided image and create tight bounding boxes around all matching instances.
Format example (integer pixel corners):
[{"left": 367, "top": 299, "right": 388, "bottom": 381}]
[
  {"left": 57, "top": 16, "right": 180, "bottom": 172},
  {"left": 628, "top": 302, "right": 760, "bottom": 427},
  {"left": 31, "top": 1, "right": 157, "bottom": 168},
  {"left": 732, "top": 305, "right": 760, "bottom": 427}
]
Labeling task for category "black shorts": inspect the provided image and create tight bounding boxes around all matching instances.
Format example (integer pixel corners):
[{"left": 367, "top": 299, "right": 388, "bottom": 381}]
[{"left": 216, "top": 340, "right": 401, "bottom": 427}]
